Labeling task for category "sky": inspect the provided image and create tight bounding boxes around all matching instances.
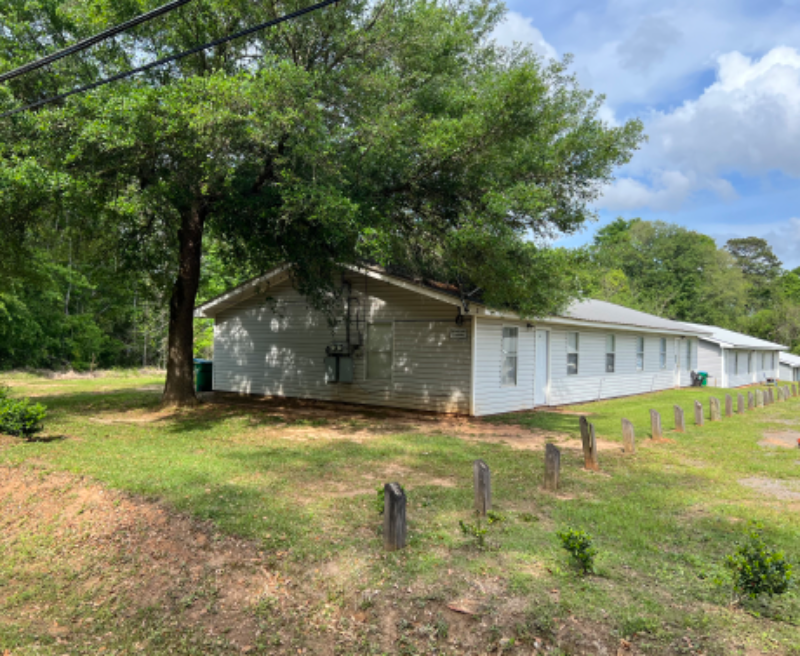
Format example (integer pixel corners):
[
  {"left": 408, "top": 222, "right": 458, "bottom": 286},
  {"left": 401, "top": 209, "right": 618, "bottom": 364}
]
[{"left": 491, "top": 0, "right": 800, "bottom": 269}]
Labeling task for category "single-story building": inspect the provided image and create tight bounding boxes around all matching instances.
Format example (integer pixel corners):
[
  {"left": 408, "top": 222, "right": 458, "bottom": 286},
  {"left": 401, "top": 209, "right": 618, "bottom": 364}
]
[
  {"left": 195, "top": 265, "right": 710, "bottom": 416},
  {"left": 779, "top": 352, "right": 800, "bottom": 382},
  {"left": 681, "top": 322, "right": 785, "bottom": 388}
]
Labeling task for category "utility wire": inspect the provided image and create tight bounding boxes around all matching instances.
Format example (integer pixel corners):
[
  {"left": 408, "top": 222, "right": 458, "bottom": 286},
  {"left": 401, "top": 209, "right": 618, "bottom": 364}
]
[
  {"left": 0, "top": 0, "right": 340, "bottom": 119},
  {"left": 0, "top": 0, "right": 196, "bottom": 84}
]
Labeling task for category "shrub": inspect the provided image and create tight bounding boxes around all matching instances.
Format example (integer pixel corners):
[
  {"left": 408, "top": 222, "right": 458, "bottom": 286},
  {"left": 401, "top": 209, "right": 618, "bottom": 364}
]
[
  {"left": 0, "top": 385, "right": 47, "bottom": 439},
  {"left": 557, "top": 527, "right": 598, "bottom": 575},
  {"left": 726, "top": 525, "right": 792, "bottom": 600},
  {"left": 459, "top": 519, "right": 489, "bottom": 550}
]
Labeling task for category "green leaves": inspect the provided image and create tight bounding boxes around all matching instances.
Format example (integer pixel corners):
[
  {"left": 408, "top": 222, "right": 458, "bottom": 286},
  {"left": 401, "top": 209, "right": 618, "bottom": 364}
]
[{"left": 726, "top": 524, "right": 793, "bottom": 600}]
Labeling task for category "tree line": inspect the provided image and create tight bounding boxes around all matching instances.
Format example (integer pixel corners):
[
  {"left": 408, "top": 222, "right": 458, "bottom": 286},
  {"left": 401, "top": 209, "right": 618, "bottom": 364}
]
[{"left": 3, "top": 215, "right": 797, "bottom": 373}]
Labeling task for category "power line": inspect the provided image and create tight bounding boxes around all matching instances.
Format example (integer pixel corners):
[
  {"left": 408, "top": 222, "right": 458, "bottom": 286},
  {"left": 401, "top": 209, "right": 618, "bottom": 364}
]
[
  {"left": 0, "top": 0, "right": 196, "bottom": 84},
  {"left": 0, "top": 0, "right": 340, "bottom": 119}
]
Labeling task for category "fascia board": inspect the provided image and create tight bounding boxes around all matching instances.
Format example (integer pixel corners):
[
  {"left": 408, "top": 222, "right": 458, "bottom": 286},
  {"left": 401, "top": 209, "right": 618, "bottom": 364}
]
[{"left": 194, "top": 265, "right": 290, "bottom": 318}]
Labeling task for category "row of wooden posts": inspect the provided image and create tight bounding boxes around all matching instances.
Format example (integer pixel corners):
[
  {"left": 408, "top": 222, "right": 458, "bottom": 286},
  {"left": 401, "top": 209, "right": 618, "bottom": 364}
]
[{"left": 382, "top": 383, "right": 798, "bottom": 551}]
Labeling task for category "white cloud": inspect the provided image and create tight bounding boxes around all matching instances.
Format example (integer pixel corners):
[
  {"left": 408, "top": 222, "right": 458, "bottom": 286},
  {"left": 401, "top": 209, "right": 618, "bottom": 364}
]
[
  {"left": 616, "top": 16, "right": 683, "bottom": 74},
  {"left": 707, "top": 218, "right": 800, "bottom": 269},
  {"left": 599, "top": 46, "right": 800, "bottom": 210},
  {"left": 646, "top": 47, "right": 800, "bottom": 176},
  {"left": 491, "top": 11, "right": 558, "bottom": 60}
]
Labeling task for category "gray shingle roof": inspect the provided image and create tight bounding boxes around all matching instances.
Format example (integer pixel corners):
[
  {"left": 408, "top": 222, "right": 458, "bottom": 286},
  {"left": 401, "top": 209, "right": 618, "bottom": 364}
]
[
  {"left": 780, "top": 351, "right": 800, "bottom": 367},
  {"left": 681, "top": 322, "right": 786, "bottom": 350},
  {"left": 554, "top": 299, "right": 711, "bottom": 335}
]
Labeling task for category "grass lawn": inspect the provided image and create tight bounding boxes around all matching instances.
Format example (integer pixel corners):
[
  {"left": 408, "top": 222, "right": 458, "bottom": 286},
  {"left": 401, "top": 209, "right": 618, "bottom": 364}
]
[{"left": 1, "top": 372, "right": 800, "bottom": 655}]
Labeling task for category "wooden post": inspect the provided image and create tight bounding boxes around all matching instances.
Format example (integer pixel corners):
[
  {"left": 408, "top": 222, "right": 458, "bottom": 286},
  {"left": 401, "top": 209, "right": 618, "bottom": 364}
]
[
  {"left": 793, "top": 383, "right": 797, "bottom": 397},
  {"left": 544, "top": 443, "right": 561, "bottom": 491},
  {"left": 383, "top": 483, "right": 407, "bottom": 551},
  {"left": 621, "top": 418, "right": 635, "bottom": 454},
  {"left": 650, "top": 409, "right": 662, "bottom": 439},
  {"left": 724, "top": 394, "right": 733, "bottom": 417},
  {"left": 579, "top": 416, "right": 591, "bottom": 468},
  {"left": 768, "top": 387, "right": 774, "bottom": 404},
  {"left": 709, "top": 397, "right": 721, "bottom": 421},
  {"left": 473, "top": 460, "right": 491, "bottom": 516},
  {"left": 587, "top": 423, "right": 599, "bottom": 470},
  {"left": 737, "top": 394, "right": 744, "bottom": 414},
  {"left": 776, "top": 387, "right": 783, "bottom": 403},
  {"left": 694, "top": 400, "right": 704, "bottom": 426},
  {"left": 673, "top": 405, "right": 685, "bottom": 433},
  {"left": 748, "top": 391, "right": 755, "bottom": 410},
  {"left": 756, "top": 389, "right": 764, "bottom": 408}
]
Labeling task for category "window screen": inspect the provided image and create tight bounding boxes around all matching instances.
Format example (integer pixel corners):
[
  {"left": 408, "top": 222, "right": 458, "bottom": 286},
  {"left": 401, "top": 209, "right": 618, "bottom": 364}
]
[
  {"left": 501, "top": 327, "right": 518, "bottom": 385},
  {"left": 604, "top": 334, "right": 615, "bottom": 373},
  {"left": 748, "top": 351, "right": 752, "bottom": 373},
  {"left": 636, "top": 337, "right": 645, "bottom": 371},
  {"left": 659, "top": 338, "right": 667, "bottom": 369},
  {"left": 567, "top": 332, "right": 579, "bottom": 375},
  {"left": 735, "top": 352, "right": 740, "bottom": 375},
  {"left": 686, "top": 340, "right": 692, "bottom": 370},
  {"left": 367, "top": 323, "right": 393, "bottom": 380}
]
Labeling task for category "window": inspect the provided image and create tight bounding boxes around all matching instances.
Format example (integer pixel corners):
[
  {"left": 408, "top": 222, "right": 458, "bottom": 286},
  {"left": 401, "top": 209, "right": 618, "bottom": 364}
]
[
  {"left": 636, "top": 337, "right": 645, "bottom": 371},
  {"left": 501, "top": 327, "right": 518, "bottom": 385},
  {"left": 761, "top": 352, "right": 766, "bottom": 370},
  {"left": 659, "top": 338, "right": 667, "bottom": 369},
  {"left": 606, "top": 335, "right": 615, "bottom": 373},
  {"left": 748, "top": 351, "right": 752, "bottom": 373},
  {"left": 567, "top": 332, "right": 579, "bottom": 375},
  {"left": 771, "top": 353, "right": 775, "bottom": 370},
  {"left": 686, "top": 340, "right": 692, "bottom": 370},
  {"left": 367, "top": 323, "right": 393, "bottom": 380}
]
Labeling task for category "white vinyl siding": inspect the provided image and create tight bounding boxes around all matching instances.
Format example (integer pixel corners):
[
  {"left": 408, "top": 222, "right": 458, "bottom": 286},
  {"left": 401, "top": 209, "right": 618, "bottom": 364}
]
[
  {"left": 501, "top": 327, "right": 519, "bottom": 385},
  {"left": 213, "top": 273, "right": 471, "bottom": 413},
  {"left": 780, "top": 363, "right": 793, "bottom": 381},
  {"left": 547, "top": 327, "right": 682, "bottom": 405},
  {"left": 697, "top": 339, "right": 724, "bottom": 387},
  {"left": 367, "top": 323, "right": 394, "bottom": 380},
  {"left": 473, "top": 319, "right": 534, "bottom": 415}
]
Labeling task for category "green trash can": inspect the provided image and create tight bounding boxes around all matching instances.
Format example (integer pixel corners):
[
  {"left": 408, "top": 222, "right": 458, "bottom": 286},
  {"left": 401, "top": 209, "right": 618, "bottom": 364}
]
[
  {"left": 697, "top": 371, "right": 709, "bottom": 387},
  {"left": 194, "top": 358, "right": 213, "bottom": 392}
]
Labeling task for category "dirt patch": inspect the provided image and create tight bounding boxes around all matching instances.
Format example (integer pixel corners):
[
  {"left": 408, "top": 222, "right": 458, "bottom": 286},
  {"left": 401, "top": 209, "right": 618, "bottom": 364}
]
[
  {"left": 759, "top": 431, "right": 800, "bottom": 449},
  {"left": 739, "top": 476, "right": 800, "bottom": 500},
  {"left": 1, "top": 467, "right": 281, "bottom": 651}
]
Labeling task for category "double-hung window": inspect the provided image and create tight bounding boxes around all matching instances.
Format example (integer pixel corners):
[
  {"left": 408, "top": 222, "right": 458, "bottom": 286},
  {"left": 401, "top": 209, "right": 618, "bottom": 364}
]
[
  {"left": 501, "top": 327, "right": 518, "bottom": 385},
  {"left": 686, "top": 340, "right": 692, "bottom": 370},
  {"left": 567, "top": 332, "right": 579, "bottom": 375},
  {"left": 606, "top": 335, "right": 615, "bottom": 373},
  {"left": 761, "top": 352, "right": 766, "bottom": 370},
  {"left": 659, "top": 338, "right": 667, "bottom": 369},
  {"left": 748, "top": 351, "right": 752, "bottom": 373},
  {"left": 367, "top": 323, "right": 394, "bottom": 380},
  {"left": 636, "top": 337, "right": 645, "bottom": 371}
]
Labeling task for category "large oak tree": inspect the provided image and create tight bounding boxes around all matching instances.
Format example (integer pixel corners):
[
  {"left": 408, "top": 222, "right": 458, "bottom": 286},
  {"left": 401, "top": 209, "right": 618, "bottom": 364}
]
[{"left": 0, "top": 0, "right": 644, "bottom": 404}]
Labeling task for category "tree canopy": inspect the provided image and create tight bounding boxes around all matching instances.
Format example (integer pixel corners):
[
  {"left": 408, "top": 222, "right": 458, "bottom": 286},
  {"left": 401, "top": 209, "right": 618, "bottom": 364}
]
[{"left": 0, "top": 0, "right": 644, "bottom": 397}]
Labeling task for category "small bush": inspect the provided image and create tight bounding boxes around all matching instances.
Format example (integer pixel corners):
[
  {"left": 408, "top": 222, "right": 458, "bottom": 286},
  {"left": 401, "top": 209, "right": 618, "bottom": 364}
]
[
  {"left": 0, "top": 385, "right": 47, "bottom": 439},
  {"left": 376, "top": 486, "right": 385, "bottom": 515},
  {"left": 557, "top": 527, "right": 598, "bottom": 575},
  {"left": 726, "top": 525, "right": 792, "bottom": 600},
  {"left": 459, "top": 519, "right": 489, "bottom": 550}
]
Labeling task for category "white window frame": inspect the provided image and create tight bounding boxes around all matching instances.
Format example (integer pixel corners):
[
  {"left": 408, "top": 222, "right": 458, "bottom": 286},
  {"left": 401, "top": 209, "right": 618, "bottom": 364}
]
[
  {"left": 567, "top": 332, "right": 579, "bottom": 376},
  {"left": 748, "top": 351, "right": 753, "bottom": 374},
  {"left": 636, "top": 336, "right": 645, "bottom": 372},
  {"left": 501, "top": 326, "right": 519, "bottom": 386},
  {"left": 659, "top": 338, "right": 667, "bottom": 369},
  {"left": 606, "top": 334, "right": 615, "bottom": 373},
  {"left": 366, "top": 321, "right": 394, "bottom": 381}
]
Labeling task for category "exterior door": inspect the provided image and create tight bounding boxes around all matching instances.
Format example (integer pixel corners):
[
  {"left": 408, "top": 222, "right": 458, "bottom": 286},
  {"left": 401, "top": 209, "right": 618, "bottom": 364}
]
[{"left": 534, "top": 329, "right": 549, "bottom": 406}]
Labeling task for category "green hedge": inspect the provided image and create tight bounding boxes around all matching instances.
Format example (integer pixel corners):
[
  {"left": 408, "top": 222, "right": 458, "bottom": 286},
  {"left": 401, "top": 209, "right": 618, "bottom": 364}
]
[{"left": 0, "top": 385, "right": 47, "bottom": 439}]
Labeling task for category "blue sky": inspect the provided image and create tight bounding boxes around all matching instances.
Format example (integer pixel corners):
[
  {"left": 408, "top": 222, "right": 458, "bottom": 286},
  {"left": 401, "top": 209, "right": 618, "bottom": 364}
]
[{"left": 492, "top": 0, "right": 800, "bottom": 268}]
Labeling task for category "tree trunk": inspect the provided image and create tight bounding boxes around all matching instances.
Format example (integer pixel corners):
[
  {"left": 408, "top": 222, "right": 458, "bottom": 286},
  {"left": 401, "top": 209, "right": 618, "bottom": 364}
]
[{"left": 162, "top": 204, "right": 206, "bottom": 406}]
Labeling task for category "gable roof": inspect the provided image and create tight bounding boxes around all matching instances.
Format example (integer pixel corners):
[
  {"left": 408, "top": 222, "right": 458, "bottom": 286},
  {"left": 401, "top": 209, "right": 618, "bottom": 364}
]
[
  {"left": 195, "top": 266, "right": 708, "bottom": 338},
  {"left": 681, "top": 322, "right": 787, "bottom": 350},
  {"left": 780, "top": 351, "right": 800, "bottom": 367},
  {"left": 550, "top": 299, "right": 710, "bottom": 336}
]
